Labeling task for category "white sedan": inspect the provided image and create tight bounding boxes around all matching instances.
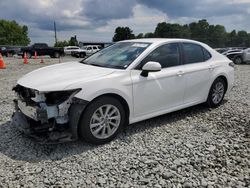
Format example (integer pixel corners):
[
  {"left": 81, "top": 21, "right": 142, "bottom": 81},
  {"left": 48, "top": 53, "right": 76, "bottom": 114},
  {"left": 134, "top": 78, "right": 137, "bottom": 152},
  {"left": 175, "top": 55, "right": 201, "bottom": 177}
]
[{"left": 12, "top": 39, "right": 234, "bottom": 144}]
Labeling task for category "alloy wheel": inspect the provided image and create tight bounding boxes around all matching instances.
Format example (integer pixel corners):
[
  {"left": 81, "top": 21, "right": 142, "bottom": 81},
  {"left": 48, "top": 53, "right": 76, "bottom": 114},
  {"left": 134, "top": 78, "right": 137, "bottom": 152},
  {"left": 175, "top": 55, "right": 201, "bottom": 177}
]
[
  {"left": 212, "top": 82, "right": 225, "bottom": 104},
  {"left": 90, "top": 104, "right": 121, "bottom": 139}
]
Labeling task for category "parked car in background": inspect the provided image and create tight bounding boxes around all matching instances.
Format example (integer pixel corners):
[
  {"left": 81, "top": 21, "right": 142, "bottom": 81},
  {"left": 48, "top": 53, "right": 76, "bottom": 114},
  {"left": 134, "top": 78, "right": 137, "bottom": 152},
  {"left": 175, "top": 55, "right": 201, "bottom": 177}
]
[
  {"left": 71, "top": 45, "right": 101, "bottom": 58},
  {"left": 12, "top": 38, "right": 234, "bottom": 144},
  {"left": 221, "top": 49, "right": 250, "bottom": 64},
  {"left": 64, "top": 46, "right": 80, "bottom": 55},
  {"left": 0, "top": 46, "right": 21, "bottom": 56},
  {"left": 243, "top": 48, "right": 250, "bottom": 63},
  {"left": 20, "top": 43, "right": 64, "bottom": 58}
]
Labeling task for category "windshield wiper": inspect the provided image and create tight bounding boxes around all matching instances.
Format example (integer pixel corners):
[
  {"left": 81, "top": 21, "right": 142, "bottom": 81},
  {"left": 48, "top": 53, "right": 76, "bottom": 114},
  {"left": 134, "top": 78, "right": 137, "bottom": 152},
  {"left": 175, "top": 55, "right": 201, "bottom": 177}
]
[{"left": 89, "top": 63, "right": 106, "bottom": 67}]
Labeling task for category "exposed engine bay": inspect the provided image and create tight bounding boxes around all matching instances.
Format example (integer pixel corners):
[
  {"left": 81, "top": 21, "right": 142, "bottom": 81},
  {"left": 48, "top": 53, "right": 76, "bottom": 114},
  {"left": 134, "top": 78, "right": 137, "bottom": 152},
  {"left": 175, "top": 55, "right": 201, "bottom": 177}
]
[{"left": 12, "top": 85, "right": 88, "bottom": 143}]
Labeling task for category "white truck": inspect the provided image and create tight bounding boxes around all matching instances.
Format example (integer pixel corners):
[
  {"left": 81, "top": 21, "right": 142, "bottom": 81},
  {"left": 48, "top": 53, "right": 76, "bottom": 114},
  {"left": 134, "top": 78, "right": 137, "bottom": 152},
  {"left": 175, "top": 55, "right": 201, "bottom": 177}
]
[{"left": 71, "top": 45, "right": 101, "bottom": 58}]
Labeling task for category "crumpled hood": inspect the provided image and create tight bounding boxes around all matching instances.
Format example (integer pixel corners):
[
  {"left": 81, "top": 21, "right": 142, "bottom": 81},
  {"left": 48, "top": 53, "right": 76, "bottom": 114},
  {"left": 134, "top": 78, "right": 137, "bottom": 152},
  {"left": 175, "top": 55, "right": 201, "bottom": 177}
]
[{"left": 17, "top": 62, "right": 115, "bottom": 92}]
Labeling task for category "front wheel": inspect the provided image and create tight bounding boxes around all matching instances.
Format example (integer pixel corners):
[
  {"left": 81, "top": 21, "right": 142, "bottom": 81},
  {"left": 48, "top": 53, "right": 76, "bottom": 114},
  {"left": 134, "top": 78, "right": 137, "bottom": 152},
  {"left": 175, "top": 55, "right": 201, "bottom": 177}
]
[
  {"left": 79, "top": 96, "right": 126, "bottom": 144},
  {"left": 206, "top": 78, "right": 226, "bottom": 107}
]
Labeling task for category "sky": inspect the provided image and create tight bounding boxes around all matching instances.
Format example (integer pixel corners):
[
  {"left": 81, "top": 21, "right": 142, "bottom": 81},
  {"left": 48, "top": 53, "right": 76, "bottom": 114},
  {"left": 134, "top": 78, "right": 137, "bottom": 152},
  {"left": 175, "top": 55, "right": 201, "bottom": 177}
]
[{"left": 0, "top": 0, "right": 250, "bottom": 45}]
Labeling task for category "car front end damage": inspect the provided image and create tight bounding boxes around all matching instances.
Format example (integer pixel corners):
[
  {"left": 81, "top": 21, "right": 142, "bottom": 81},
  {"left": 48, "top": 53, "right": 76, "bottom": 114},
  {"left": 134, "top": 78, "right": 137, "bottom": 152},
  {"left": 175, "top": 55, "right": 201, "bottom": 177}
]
[{"left": 12, "top": 85, "right": 88, "bottom": 143}]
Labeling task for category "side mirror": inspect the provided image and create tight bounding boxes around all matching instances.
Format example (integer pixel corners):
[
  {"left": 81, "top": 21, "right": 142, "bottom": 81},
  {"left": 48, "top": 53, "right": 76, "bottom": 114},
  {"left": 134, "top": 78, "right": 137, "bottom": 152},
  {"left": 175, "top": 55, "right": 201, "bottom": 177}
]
[{"left": 141, "top": 61, "right": 162, "bottom": 77}]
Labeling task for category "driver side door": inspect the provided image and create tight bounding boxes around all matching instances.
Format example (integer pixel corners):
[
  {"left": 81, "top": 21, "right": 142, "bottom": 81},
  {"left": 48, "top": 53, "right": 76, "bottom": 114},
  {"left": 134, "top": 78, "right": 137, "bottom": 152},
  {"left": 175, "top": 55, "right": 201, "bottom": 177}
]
[{"left": 131, "top": 43, "right": 186, "bottom": 118}]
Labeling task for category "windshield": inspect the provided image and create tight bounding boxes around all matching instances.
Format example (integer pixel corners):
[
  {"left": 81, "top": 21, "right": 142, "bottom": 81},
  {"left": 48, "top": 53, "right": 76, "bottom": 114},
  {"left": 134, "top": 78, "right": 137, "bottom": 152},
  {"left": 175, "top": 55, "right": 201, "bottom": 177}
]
[{"left": 80, "top": 42, "right": 151, "bottom": 69}]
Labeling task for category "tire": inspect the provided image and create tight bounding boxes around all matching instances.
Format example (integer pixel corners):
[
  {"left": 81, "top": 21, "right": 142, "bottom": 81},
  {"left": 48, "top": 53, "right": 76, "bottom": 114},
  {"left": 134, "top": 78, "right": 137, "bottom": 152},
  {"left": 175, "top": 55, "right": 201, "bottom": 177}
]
[
  {"left": 26, "top": 52, "right": 32, "bottom": 58},
  {"left": 80, "top": 53, "right": 86, "bottom": 58},
  {"left": 79, "top": 96, "right": 126, "bottom": 144},
  {"left": 206, "top": 77, "right": 226, "bottom": 108},
  {"left": 234, "top": 56, "right": 242, "bottom": 64},
  {"left": 54, "top": 52, "right": 60, "bottom": 58}
]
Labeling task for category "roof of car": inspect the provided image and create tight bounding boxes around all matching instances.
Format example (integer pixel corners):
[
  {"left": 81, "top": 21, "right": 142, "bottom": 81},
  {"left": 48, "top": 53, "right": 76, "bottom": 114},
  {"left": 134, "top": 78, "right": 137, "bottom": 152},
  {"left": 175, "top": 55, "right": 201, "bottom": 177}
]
[{"left": 121, "top": 38, "right": 203, "bottom": 45}]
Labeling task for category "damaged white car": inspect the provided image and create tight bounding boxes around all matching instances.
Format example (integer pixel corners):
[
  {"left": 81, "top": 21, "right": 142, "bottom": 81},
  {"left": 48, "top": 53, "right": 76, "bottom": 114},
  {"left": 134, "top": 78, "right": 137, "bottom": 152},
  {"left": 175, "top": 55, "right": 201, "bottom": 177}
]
[{"left": 12, "top": 39, "right": 234, "bottom": 144}]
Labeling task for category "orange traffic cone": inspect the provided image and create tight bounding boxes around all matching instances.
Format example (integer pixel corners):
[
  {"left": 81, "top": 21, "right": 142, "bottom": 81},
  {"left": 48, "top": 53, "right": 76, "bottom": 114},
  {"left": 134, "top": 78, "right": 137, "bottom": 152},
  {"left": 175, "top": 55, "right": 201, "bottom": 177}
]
[
  {"left": 0, "top": 53, "right": 6, "bottom": 69},
  {"left": 23, "top": 53, "right": 28, "bottom": 64},
  {"left": 40, "top": 55, "right": 44, "bottom": 63},
  {"left": 34, "top": 51, "right": 37, "bottom": 59}
]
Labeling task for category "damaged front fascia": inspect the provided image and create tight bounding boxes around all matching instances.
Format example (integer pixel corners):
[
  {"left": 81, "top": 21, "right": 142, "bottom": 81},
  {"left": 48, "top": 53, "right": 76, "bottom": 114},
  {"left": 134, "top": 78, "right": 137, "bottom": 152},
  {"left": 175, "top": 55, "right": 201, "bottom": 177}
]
[{"left": 14, "top": 86, "right": 82, "bottom": 124}]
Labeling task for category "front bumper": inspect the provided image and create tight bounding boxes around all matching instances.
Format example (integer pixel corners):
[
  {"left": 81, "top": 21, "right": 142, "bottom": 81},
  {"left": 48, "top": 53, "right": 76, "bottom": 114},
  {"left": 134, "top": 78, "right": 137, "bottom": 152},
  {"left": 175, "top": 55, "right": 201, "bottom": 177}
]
[
  {"left": 12, "top": 98, "right": 89, "bottom": 144},
  {"left": 12, "top": 110, "right": 75, "bottom": 144}
]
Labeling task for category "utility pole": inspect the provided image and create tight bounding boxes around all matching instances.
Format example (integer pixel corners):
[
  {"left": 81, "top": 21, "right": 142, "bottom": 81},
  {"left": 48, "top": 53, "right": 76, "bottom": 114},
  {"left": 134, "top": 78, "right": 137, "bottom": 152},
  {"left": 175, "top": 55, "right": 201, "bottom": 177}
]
[{"left": 54, "top": 21, "right": 57, "bottom": 44}]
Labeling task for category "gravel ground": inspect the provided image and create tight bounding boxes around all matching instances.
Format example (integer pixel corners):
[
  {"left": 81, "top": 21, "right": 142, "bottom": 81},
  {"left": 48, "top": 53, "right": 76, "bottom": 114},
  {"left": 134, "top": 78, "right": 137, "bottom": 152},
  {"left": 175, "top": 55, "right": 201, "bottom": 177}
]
[{"left": 0, "top": 57, "right": 249, "bottom": 187}]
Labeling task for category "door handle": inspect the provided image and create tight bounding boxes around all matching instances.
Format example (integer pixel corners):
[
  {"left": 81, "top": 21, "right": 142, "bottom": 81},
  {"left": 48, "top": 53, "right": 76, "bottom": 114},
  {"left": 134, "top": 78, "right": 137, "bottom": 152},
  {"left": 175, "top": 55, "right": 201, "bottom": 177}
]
[{"left": 176, "top": 71, "right": 184, "bottom": 77}]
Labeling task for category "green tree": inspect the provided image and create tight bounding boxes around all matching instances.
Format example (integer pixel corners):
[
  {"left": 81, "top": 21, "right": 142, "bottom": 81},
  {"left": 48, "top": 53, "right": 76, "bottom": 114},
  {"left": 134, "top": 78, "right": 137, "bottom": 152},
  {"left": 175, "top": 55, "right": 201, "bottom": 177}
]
[
  {"left": 144, "top": 32, "right": 154, "bottom": 38},
  {"left": 189, "top": 19, "right": 210, "bottom": 43},
  {"left": 154, "top": 22, "right": 190, "bottom": 38},
  {"left": 0, "top": 19, "right": 30, "bottom": 45},
  {"left": 112, "top": 27, "right": 135, "bottom": 42},
  {"left": 114, "top": 19, "right": 250, "bottom": 48},
  {"left": 136, "top": 33, "right": 144, "bottom": 39},
  {"left": 54, "top": 36, "right": 78, "bottom": 47},
  {"left": 54, "top": 40, "right": 69, "bottom": 47},
  {"left": 207, "top": 25, "right": 227, "bottom": 47},
  {"left": 69, "top": 35, "right": 78, "bottom": 46}
]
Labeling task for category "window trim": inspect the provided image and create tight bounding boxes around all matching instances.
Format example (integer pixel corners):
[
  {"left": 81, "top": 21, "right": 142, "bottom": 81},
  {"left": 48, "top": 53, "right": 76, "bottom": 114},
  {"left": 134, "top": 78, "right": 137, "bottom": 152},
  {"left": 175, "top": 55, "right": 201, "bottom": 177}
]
[
  {"left": 135, "top": 42, "right": 183, "bottom": 70},
  {"left": 181, "top": 42, "right": 212, "bottom": 65}
]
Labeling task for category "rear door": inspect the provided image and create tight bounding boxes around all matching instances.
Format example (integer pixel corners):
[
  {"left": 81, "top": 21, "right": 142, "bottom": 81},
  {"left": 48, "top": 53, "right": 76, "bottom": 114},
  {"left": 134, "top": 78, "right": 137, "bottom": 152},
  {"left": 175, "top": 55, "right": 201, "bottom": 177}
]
[{"left": 181, "top": 42, "right": 212, "bottom": 104}]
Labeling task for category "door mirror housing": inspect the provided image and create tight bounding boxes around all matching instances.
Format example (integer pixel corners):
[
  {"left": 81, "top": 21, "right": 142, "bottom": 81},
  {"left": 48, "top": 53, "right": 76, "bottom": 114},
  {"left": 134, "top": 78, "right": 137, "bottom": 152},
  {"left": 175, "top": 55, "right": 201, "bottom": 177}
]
[{"left": 141, "top": 61, "right": 162, "bottom": 77}]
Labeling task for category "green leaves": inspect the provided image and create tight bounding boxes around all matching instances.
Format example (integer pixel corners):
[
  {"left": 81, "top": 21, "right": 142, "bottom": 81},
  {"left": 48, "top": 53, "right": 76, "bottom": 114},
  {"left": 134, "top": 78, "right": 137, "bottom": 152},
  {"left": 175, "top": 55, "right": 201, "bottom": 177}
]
[
  {"left": 113, "top": 19, "right": 250, "bottom": 48},
  {"left": 0, "top": 19, "right": 30, "bottom": 46}
]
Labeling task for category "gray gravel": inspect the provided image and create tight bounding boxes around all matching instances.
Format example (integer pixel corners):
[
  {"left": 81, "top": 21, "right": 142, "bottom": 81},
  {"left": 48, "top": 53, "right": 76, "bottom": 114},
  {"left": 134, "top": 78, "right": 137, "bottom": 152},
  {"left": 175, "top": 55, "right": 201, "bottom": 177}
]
[{"left": 0, "top": 57, "right": 249, "bottom": 187}]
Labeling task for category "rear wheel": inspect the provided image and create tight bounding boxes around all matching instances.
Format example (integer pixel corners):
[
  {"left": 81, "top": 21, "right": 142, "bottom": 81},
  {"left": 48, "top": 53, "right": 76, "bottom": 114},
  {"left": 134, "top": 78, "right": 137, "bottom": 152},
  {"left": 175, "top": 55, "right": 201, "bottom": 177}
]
[
  {"left": 234, "top": 56, "right": 242, "bottom": 64},
  {"left": 54, "top": 52, "right": 60, "bottom": 58},
  {"left": 79, "top": 96, "right": 125, "bottom": 144},
  {"left": 80, "top": 53, "right": 86, "bottom": 58},
  {"left": 206, "top": 78, "right": 226, "bottom": 107}
]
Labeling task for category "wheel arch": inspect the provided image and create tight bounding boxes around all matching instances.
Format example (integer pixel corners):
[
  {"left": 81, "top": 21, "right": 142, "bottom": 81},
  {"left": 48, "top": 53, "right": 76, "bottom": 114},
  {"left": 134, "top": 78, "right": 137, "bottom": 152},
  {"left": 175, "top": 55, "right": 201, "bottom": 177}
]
[
  {"left": 86, "top": 93, "right": 130, "bottom": 125},
  {"left": 207, "top": 74, "right": 228, "bottom": 100}
]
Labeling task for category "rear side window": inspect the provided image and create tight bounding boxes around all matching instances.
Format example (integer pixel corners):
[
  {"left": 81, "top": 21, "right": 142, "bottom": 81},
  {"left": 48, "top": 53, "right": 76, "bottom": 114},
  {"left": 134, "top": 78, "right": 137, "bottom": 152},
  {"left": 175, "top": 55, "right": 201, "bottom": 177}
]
[
  {"left": 183, "top": 43, "right": 211, "bottom": 64},
  {"left": 203, "top": 48, "right": 211, "bottom": 61}
]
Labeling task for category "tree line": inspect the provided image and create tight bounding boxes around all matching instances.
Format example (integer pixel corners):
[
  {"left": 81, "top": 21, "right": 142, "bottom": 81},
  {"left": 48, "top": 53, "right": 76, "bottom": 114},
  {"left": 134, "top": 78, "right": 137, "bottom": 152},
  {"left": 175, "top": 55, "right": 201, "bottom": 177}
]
[
  {"left": 0, "top": 19, "right": 30, "bottom": 46},
  {"left": 113, "top": 19, "right": 250, "bottom": 48}
]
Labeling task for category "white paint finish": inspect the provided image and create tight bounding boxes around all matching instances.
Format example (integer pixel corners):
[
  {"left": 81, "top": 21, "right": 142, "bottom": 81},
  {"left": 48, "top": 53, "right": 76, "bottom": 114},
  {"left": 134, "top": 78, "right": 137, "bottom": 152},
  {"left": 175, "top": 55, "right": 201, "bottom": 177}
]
[
  {"left": 63, "top": 46, "right": 80, "bottom": 55},
  {"left": 18, "top": 62, "right": 116, "bottom": 92},
  {"left": 16, "top": 38, "right": 234, "bottom": 125},
  {"left": 183, "top": 62, "right": 212, "bottom": 104},
  {"left": 131, "top": 65, "right": 186, "bottom": 117},
  {"left": 243, "top": 48, "right": 250, "bottom": 62}
]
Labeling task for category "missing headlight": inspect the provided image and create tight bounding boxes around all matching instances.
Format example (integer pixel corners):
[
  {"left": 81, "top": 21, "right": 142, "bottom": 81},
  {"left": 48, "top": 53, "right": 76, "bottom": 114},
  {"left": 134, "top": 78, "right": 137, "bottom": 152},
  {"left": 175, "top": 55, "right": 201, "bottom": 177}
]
[{"left": 45, "top": 89, "right": 81, "bottom": 105}]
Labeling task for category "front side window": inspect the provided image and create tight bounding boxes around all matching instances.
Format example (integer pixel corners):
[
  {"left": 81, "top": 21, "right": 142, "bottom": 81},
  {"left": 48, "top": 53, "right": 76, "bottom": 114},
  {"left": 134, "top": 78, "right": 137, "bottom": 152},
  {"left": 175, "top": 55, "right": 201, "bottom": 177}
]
[
  {"left": 81, "top": 42, "right": 151, "bottom": 69},
  {"left": 183, "top": 43, "right": 210, "bottom": 64},
  {"left": 138, "top": 43, "right": 181, "bottom": 69}
]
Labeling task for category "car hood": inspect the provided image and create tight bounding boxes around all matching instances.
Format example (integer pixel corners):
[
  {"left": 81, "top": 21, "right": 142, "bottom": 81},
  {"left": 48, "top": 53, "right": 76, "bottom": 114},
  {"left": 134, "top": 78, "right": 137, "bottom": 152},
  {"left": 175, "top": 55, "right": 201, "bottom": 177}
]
[{"left": 17, "top": 62, "right": 116, "bottom": 92}]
